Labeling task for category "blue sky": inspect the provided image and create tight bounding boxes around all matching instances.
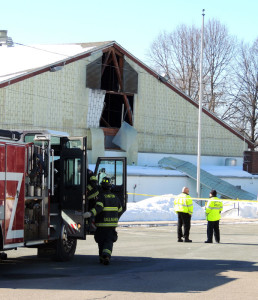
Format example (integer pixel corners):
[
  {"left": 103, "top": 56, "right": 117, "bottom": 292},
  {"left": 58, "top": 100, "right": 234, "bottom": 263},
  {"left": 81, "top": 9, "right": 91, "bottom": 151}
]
[{"left": 2, "top": 0, "right": 257, "bottom": 63}]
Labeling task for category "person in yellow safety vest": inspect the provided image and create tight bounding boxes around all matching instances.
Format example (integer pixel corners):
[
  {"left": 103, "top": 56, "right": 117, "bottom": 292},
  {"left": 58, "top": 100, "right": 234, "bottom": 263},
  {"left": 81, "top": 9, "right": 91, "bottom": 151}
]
[
  {"left": 174, "top": 187, "right": 193, "bottom": 242},
  {"left": 205, "top": 189, "right": 223, "bottom": 243}
]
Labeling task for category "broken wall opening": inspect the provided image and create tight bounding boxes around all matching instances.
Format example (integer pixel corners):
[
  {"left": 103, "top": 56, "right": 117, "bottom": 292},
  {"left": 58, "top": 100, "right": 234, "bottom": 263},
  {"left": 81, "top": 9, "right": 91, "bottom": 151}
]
[
  {"left": 100, "top": 93, "right": 134, "bottom": 128},
  {"left": 86, "top": 46, "right": 138, "bottom": 149}
]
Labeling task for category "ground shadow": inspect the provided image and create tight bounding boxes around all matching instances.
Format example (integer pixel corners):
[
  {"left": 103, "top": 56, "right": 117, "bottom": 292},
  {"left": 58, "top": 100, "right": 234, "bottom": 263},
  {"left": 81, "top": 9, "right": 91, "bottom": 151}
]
[{"left": 1, "top": 254, "right": 258, "bottom": 293}]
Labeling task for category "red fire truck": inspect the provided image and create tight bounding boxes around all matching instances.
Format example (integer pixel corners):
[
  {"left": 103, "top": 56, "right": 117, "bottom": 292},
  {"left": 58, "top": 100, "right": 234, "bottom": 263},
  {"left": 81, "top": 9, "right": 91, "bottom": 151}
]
[{"left": 0, "top": 129, "right": 127, "bottom": 261}]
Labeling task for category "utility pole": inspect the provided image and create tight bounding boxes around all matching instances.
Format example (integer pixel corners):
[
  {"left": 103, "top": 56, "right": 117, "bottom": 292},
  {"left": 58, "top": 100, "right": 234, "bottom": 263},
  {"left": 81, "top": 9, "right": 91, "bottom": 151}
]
[{"left": 197, "top": 9, "right": 205, "bottom": 199}]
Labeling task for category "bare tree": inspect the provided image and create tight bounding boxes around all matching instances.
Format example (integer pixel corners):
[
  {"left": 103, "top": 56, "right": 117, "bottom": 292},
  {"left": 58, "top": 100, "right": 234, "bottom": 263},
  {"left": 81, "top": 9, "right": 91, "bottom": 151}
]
[
  {"left": 147, "top": 19, "right": 236, "bottom": 115},
  {"left": 148, "top": 25, "right": 201, "bottom": 101},
  {"left": 203, "top": 19, "right": 236, "bottom": 113},
  {"left": 224, "top": 38, "right": 258, "bottom": 148}
]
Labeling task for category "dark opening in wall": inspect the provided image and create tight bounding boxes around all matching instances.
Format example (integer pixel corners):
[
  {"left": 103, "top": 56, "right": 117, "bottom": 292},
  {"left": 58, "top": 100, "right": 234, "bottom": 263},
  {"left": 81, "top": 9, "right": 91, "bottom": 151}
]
[
  {"left": 101, "top": 53, "right": 119, "bottom": 91},
  {"left": 86, "top": 46, "right": 137, "bottom": 149},
  {"left": 100, "top": 93, "right": 134, "bottom": 128}
]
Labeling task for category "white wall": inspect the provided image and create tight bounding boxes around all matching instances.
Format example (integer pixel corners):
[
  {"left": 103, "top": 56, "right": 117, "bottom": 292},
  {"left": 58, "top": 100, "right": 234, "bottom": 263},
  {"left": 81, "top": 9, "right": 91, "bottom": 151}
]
[
  {"left": 127, "top": 174, "right": 258, "bottom": 203},
  {"left": 88, "top": 150, "right": 257, "bottom": 202},
  {"left": 89, "top": 150, "right": 243, "bottom": 167}
]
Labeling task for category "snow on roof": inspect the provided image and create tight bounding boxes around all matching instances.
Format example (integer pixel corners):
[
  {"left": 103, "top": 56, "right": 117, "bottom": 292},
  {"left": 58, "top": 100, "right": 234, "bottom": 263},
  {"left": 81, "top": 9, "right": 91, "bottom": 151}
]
[
  {"left": 125, "top": 165, "right": 258, "bottom": 179},
  {"left": 0, "top": 42, "right": 113, "bottom": 83}
]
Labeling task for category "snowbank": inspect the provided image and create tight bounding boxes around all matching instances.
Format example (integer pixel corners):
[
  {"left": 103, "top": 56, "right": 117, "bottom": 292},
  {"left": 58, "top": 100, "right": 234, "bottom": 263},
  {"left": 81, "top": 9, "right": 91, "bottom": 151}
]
[
  {"left": 120, "top": 194, "right": 206, "bottom": 222},
  {"left": 221, "top": 202, "right": 258, "bottom": 219},
  {"left": 120, "top": 195, "right": 258, "bottom": 222}
]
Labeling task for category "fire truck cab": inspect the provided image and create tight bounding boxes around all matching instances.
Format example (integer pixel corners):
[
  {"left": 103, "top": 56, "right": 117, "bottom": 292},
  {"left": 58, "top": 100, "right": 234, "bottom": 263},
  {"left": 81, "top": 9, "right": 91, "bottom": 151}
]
[{"left": 0, "top": 129, "right": 127, "bottom": 261}]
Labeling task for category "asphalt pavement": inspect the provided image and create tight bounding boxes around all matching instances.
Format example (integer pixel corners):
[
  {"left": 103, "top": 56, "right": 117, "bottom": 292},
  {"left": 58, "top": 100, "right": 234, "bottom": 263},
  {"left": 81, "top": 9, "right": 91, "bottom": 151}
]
[{"left": 1, "top": 219, "right": 258, "bottom": 299}]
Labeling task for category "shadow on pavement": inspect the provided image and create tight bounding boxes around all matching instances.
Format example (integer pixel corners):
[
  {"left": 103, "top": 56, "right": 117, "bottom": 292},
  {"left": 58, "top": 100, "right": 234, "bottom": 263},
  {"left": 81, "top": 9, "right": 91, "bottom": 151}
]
[{"left": 1, "top": 254, "right": 258, "bottom": 293}]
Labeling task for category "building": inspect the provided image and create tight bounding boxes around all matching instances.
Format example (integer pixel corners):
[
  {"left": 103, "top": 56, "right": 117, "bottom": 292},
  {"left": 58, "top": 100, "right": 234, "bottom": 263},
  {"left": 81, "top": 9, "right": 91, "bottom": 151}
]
[{"left": 1, "top": 34, "right": 257, "bottom": 200}]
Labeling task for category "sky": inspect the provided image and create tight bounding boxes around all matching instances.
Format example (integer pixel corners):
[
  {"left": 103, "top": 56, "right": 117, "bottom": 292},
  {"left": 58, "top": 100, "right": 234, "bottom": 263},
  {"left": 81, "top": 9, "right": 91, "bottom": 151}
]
[
  {"left": 119, "top": 194, "right": 258, "bottom": 222},
  {"left": 1, "top": 0, "right": 258, "bottom": 63}
]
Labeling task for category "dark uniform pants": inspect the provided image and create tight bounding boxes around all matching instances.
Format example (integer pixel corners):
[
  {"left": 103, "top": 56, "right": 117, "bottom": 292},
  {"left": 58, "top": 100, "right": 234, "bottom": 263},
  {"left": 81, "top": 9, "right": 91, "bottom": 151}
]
[
  {"left": 207, "top": 220, "right": 220, "bottom": 242},
  {"left": 94, "top": 227, "right": 118, "bottom": 258},
  {"left": 177, "top": 212, "right": 191, "bottom": 240}
]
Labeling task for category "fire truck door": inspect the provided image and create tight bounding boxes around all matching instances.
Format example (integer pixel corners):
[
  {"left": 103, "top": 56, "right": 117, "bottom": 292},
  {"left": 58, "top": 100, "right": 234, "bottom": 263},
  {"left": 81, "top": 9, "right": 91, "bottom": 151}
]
[
  {"left": 0, "top": 144, "right": 5, "bottom": 243},
  {"left": 2, "top": 144, "right": 25, "bottom": 246},
  {"left": 59, "top": 137, "right": 87, "bottom": 239},
  {"left": 94, "top": 157, "right": 127, "bottom": 215}
]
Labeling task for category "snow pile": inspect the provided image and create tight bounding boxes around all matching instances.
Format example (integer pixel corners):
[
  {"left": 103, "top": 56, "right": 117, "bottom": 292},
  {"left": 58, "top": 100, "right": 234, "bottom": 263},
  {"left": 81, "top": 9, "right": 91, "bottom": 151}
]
[
  {"left": 120, "top": 195, "right": 258, "bottom": 222},
  {"left": 221, "top": 202, "right": 258, "bottom": 219},
  {"left": 120, "top": 194, "right": 206, "bottom": 222}
]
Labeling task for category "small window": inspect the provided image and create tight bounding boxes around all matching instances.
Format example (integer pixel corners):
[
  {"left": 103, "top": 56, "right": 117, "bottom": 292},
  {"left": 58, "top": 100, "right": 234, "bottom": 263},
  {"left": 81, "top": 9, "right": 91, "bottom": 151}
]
[
  {"left": 96, "top": 160, "right": 123, "bottom": 186},
  {"left": 64, "top": 158, "right": 81, "bottom": 186}
]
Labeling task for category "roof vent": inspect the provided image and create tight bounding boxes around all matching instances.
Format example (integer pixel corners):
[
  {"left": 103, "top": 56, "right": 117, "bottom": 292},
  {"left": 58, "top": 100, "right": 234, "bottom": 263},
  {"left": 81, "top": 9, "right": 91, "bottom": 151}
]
[
  {"left": 225, "top": 158, "right": 237, "bottom": 166},
  {"left": 0, "top": 30, "right": 14, "bottom": 47}
]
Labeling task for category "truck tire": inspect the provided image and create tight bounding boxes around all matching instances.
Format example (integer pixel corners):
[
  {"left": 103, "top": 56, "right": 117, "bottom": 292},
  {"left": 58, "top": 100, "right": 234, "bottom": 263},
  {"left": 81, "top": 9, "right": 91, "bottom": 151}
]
[{"left": 54, "top": 223, "right": 77, "bottom": 261}]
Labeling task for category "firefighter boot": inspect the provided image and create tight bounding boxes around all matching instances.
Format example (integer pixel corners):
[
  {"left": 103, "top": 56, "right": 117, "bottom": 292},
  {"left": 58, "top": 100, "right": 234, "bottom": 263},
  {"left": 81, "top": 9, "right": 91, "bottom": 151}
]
[{"left": 102, "top": 254, "right": 110, "bottom": 265}]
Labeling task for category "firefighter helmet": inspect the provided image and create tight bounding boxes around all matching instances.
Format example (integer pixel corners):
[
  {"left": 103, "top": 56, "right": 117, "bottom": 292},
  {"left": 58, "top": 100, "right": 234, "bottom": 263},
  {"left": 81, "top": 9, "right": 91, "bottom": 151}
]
[{"left": 101, "top": 176, "right": 112, "bottom": 190}]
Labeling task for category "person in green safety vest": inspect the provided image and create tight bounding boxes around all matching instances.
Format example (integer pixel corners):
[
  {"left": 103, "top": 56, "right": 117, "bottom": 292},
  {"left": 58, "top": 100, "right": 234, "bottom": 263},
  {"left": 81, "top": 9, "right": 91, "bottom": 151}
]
[
  {"left": 174, "top": 187, "right": 193, "bottom": 242},
  {"left": 205, "top": 189, "right": 223, "bottom": 243}
]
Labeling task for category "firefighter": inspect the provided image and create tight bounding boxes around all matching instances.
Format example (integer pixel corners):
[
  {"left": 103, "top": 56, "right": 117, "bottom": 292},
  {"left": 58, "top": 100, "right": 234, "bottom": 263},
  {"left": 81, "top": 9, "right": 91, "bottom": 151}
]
[
  {"left": 83, "top": 176, "right": 122, "bottom": 265},
  {"left": 205, "top": 190, "right": 223, "bottom": 243},
  {"left": 87, "top": 169, "right": 99, "bottom": 208},
  {"left": 86, "top": 169, "right": 100, "bottom": 232},
  {"left": 174, "top": 187, "right": 193, "bottom": 242}
]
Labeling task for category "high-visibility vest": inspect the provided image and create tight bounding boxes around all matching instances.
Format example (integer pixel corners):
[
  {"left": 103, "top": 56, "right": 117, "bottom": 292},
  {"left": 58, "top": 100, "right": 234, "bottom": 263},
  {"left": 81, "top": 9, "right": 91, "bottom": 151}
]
[
  {"left": 206, "top": 197, "right": 223, "bottom": 221},
  {"left": 174, "top": 193, "right": 193, "bottom": 215}
]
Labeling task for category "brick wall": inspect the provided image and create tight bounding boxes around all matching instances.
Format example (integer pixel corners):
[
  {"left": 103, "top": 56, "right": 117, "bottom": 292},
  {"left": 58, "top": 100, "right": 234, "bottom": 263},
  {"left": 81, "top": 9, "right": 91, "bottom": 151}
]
[
  {"left": 0, "top": 52, "right": 248, "bottom": 158},
  {"left": 125, "top": 57, "right": 248, "bottom": 157}
]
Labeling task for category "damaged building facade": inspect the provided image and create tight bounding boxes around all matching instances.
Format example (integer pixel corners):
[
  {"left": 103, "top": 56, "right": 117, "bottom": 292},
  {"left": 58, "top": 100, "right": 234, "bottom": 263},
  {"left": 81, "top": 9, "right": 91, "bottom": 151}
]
[
  {"left": 0, "top": 40, "right": 253, "bottom": 167},
  {"left": 1, "top": 37, "right": 258, "bottom": 200}
]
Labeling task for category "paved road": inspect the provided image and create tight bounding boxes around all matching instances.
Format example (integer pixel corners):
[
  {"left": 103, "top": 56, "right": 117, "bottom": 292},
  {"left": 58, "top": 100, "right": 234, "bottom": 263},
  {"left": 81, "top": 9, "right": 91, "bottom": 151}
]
[{"left": 1, "top": 220, "right": 258, "bottom": 299}]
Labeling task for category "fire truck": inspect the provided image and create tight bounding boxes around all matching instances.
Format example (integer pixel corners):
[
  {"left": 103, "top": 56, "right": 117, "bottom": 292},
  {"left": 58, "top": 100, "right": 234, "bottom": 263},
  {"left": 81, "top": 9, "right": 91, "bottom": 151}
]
[{"left": 0, "top": 129, "right": 127, "bottom": 261}]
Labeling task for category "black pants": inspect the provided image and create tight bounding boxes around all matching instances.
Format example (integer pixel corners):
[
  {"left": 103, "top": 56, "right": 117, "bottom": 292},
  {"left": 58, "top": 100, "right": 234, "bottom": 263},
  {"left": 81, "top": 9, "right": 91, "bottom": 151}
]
[
  {"left": 94, "top": 227, "right": 118, "bottom": 258},
  {"left": 207, "top": 220, "right": 220, "bottom": 242},
  {"left": 177, "top": 212, "right": 191, "bottom": 240}
]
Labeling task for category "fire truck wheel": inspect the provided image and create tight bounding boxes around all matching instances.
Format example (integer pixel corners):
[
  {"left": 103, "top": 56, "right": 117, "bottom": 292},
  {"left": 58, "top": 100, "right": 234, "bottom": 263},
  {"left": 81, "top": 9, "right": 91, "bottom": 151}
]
[{"left": 54, "top": 224, "right": 77, "bottom": 261}]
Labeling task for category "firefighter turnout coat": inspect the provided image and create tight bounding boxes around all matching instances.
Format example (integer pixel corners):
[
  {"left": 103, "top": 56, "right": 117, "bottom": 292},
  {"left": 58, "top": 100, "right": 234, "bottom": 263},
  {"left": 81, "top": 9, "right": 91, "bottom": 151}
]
[
  {"left": 90, "top": 189, "right": 122, "bottom": 227},
  {"left": 206, "top": 197, "right": 223, "bottom": 221},
  {"left": 87, "top": 174, "right": 99, "bottom": 201},
  {"left": 174, "top": 193, "right": 193, "bottom": 215}
]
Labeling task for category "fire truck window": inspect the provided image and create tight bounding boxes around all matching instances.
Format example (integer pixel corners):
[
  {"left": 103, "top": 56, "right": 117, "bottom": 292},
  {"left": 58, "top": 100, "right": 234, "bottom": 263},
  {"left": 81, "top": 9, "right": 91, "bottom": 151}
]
[
  {"left": 96, "top": 160, "right": 123, "bottom": 186},
  {"left": 64, "top": 158, "right": 81, "bottom": 186},
  {"left": 62, "top": 139, "right": 83, "bottom": 150},
  {"left": 24, "top": 134, "right": 61, "bottom": 145}
]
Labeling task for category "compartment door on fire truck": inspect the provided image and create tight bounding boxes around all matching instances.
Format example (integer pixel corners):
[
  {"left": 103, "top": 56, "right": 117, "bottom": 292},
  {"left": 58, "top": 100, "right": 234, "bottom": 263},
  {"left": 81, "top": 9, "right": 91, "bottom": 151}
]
[
  {"left": 94, "top": 157, "right": 127, "bottom": 215},
  {"left": 59, "top": 137, "right": 87, "bottom": 239}
]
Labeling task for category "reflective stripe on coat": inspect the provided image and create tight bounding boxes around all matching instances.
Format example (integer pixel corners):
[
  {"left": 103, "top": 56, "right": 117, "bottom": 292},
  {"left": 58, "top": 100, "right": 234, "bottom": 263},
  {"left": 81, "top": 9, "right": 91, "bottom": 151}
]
[{"left": 206, "top": 197, "right": 223, "bottom": 221}]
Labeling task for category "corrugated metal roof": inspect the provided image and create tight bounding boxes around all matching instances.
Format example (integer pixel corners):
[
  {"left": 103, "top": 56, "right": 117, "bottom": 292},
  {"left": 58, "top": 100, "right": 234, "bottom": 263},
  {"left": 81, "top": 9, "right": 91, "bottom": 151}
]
[{"left": 159, "top": 157, "right": 256, "bottom": 200}]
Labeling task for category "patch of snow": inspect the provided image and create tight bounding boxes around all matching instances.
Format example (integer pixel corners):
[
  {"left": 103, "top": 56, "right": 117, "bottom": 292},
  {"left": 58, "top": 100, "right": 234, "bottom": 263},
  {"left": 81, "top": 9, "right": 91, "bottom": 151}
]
[
  {"left": 120, "top": 194, "right": 258, "bottom": 222},
  {"left": 120, "top": 194, "right": 206, "bottom": 222}
]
